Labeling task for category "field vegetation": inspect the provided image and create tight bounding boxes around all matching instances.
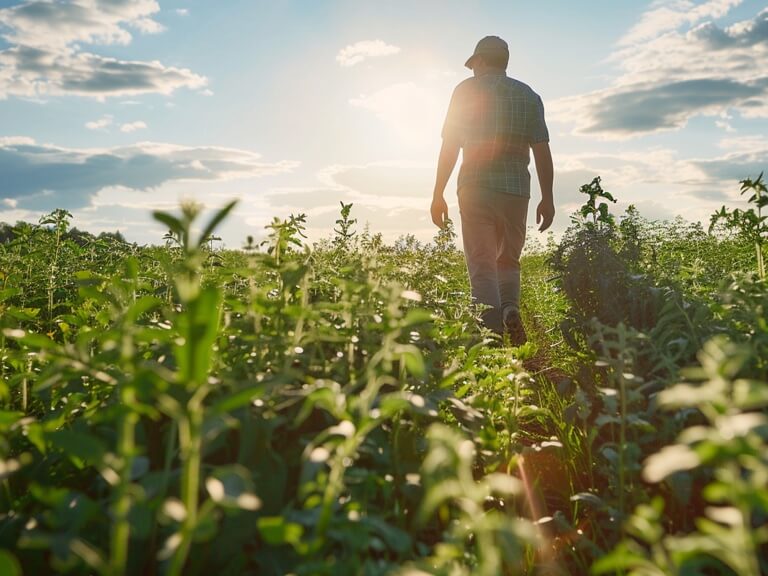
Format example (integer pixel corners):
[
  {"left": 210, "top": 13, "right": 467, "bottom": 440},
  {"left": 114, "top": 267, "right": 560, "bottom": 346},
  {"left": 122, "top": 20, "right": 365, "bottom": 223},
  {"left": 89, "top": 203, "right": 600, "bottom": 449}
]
[{"left": 0, "top": 175, "right": 766, "bottom": 575}]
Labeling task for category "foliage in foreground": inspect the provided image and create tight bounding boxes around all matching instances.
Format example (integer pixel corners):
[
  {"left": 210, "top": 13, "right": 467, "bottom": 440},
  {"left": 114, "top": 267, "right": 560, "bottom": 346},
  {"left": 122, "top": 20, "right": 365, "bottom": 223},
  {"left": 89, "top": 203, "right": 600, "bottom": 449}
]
[
  {"left": 0, "top": 202, "right": 551, "bottom": 575},
  {"left": 0, "top": 172, "right": 766, "bottom": 575},
  {"left": 545, "top": 175, "right": 768, "bottom": 574}
]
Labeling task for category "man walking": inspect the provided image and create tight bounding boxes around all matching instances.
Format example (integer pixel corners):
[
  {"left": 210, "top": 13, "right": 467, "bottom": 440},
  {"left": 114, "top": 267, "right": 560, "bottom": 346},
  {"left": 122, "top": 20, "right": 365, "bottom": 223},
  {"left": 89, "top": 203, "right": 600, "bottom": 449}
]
[{"left": 430, "top": 35, "right": 554, "bottom": 343}]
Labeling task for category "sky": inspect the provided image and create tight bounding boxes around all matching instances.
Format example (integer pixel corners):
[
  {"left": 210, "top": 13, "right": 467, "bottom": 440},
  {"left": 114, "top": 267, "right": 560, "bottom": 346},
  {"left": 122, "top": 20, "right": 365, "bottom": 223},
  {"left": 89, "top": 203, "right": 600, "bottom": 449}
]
[{"left": 0, "top": 0, "right": 767, "bottom": 247}]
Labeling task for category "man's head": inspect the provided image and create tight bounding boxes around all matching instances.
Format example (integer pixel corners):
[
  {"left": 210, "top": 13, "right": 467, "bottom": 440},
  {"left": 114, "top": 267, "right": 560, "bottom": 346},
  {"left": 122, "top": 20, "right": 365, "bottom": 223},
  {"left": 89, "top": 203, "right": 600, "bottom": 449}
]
[{"left": 465, "top": 35, "right": 509, "bottom": 72}]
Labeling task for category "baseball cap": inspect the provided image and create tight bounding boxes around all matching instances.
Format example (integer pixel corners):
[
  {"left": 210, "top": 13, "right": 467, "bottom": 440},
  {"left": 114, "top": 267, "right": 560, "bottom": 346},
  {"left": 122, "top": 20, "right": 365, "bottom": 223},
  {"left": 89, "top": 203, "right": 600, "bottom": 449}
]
[{"left": 465, "top": 35, "right": 509, "bottom": 69}]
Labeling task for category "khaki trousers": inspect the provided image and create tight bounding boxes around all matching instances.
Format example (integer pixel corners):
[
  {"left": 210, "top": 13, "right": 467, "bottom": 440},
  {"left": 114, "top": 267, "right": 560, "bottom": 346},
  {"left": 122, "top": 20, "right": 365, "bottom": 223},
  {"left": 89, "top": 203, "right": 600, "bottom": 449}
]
[{"left": 458, "top": 188, "right": 529, "bottom": 334}]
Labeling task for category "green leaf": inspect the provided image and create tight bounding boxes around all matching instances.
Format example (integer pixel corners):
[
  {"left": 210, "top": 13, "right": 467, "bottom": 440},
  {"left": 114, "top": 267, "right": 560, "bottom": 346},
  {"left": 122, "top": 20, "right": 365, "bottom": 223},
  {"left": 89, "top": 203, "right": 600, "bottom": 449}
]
[
  {"left": 398, "top": 345, "right": 425, "bottom": 377},
  {"left": 0, "top": 288, "right": 21, "bottom": 302},
  {"left": 205, "top": 465, "right": 261, "bottom": 511},
  {"left": 47, "top": 429, "right": 107, "bottom": 469},
  {"left": 5, "top": 330, "right": 57, "bottom": 350},
  {"left": 209, "top": 383, "right": 268, "bottom": 415},
  {"left": 570, "top": 492, "right": 608, "bottom": 510},
  {"left": 377, "top": 395, "right": 411, "bottom": 419},
  {"left": 361, "top": 516, "right": 412, "bottom": 553},
  {"left": 125, "top": 295, "right": 162, "bottom": 325},
  {"left": 733, "top": 378, "right": 768, "bottom": 409},
  {"left": 485, "top": 473, "right": 522, "bottom": 496},
  {"left": 643, "top": 444, "right": 700, "bottom": 483},
  {"left": 592, "top": 542, "right": 660, "bottom": 574},
  {"left": 402, "top": 309, "right": 433, "bottom": 326},
  {"left": 0, "top": 410, "right": 23, "bottom": 430},
  {"left": 258, "top": 516, "right": 304, "bottom": 546},
  {"left": 152, "top": 211, "right": 183, "bottom": 236},
  {"left": 199, "top": 200, "right": 238, "bottom": 249},
  {"left": 175, "top": 286, "right": 222, "bottom": 387},
  {"left": 0, "top": 550, "right": 21, "bottom": 576}
]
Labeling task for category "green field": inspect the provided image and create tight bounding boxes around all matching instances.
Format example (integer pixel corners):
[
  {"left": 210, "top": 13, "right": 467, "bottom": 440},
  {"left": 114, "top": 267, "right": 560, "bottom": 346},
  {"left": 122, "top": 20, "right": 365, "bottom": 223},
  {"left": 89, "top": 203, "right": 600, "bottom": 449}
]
[{"left": 0, "top": 176, "right": 766, "bottom": 575}]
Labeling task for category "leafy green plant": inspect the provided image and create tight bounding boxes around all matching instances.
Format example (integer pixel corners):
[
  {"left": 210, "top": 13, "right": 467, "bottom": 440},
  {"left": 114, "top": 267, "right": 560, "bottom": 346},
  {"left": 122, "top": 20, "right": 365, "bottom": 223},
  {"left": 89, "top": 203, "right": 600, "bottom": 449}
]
[
  {"left": 552, "top": 178, "right": 657, "bottom": 335},
  {"left": 333, "top": 201, "right": 358, "bottom": 248},
  {"left": 152, "top": 200, "right": 242, "bottom": 575},
  {"left": 38, "top": 209, "right": 74, "bottom": 325},
  {"left": 397, "top": 424, "right": 537, "bottom": 576},
  {"left": 710, "top": 173, "right": 767, "bottom": 279},
  {"left": 1, "top": 172, "right": 766, "bottom": 575},
  {"left": 573, "top": 177, "right": 617, "bottom": 231},
  {"left": 595, "top": 336, "right": 768, "bottom": 576}
]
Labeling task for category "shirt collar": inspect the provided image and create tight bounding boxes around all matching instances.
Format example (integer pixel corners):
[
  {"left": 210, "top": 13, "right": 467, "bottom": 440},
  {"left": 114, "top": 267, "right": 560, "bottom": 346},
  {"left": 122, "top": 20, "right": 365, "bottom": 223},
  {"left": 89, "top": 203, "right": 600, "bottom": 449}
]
[{"left": 476, "top": 69, "right": 507, "bottom": 78}]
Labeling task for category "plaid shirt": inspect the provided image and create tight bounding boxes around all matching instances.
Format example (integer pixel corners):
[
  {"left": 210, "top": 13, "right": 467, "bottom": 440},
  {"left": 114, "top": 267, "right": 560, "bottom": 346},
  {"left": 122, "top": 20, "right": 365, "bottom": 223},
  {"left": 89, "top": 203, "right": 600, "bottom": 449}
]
[{"left": 442, "top": 72, "right": 549, "bottom": 198}]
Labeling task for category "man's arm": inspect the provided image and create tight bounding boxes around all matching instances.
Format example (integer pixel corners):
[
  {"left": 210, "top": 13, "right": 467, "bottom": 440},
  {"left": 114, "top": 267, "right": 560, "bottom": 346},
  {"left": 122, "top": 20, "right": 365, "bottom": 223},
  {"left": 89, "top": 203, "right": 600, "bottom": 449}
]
[
  {"left": 532, "top": 141, "right": 554, "bottom": 232},
  {"left": 430, "top": 138, "right": 461, "bottom": 228}
]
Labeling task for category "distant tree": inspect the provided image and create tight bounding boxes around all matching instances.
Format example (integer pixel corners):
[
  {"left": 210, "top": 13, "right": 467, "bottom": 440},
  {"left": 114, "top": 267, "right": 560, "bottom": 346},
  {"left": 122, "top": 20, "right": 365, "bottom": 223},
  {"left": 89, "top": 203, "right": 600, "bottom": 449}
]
[
  {"left": 67, "top": 226, "right": 96, "bottom": 247},
  {"left": 97, "top": 230, "right": 127, "bottom": 244},
  {"left": 0, "top": 222, "right": 14, "bottom": 244}
]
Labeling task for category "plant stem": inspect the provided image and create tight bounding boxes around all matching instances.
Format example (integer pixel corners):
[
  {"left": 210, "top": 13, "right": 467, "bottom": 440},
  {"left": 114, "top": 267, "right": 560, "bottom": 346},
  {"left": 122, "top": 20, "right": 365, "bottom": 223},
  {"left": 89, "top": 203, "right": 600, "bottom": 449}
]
[
  {"left": 617, "top": 326, "right": 628, "bottom": 535},
  {"left": 22, "top": 355, "right": 31, "bottom": 412},
  {"left": 110, "top": 387, "right": 137, "bottom": 576},
  {"left": 167, "top": 390, "right": 205, "bottom": 576}
]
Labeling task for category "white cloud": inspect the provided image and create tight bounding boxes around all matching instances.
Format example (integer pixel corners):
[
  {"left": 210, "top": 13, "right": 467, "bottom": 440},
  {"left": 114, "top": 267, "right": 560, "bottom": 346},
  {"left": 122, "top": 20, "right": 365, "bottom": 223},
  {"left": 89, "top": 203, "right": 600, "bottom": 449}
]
[
  {"left": 619, "top": 0, "right": 743, "bottom": 45},
  {"left": 0, "top": 0, "right": 163, "bottom": 49},
  {"left": 715, "top": 119, "right": 736, "bottom": 132},
  {"left": 85, "top": 114, "right": 113, "bottom": 130},
  {"left": 717, "top": 134, "right": 768, "bottom": 152},
  {"left": 131, "top": 17, "right": 165, "bottom": 34},
  {"left": 0, "top": 1, "right": 207, "bottom": 100},
  {"left": 551, "top": 4, "right": 768, "bottom": 137},
  {"left": 0, "top": 137, "right": 300, "bottom": 210},
  {"left": 0, "top": 136, "right": 35, "bottom": 146},
  {"left": 0, "top": 47, "right": 207, "bottom": 99},
  {"left": 336, "top": 39, "right": 400, "bottom": 67},
  {"left": 549, "top": 144, "right": 768, "bottom": 232},
  {"left": 120, "top": 120, "right": 147, "bottom": 133},
  {"left": 1, "top": 179, "right": 262, "bottom": 246},
  {"left": 176, "top": 9, "right": 189, "bottom": 16}
]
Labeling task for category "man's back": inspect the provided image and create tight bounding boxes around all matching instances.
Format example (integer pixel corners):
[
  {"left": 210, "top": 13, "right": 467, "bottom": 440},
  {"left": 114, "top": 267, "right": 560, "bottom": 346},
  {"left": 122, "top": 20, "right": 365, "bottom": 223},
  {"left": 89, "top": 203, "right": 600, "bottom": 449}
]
[{"left": 442, "top": 73, "right": 549, "bottom": 198}]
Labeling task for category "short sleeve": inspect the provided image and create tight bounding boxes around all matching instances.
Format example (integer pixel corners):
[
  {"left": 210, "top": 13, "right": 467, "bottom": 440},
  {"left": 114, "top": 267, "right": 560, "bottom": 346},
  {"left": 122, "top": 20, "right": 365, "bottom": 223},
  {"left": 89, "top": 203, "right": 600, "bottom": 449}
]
[
  {"left": 441, "top": 85, "right": 466, "bottom": 144},
  {"left": 528, "top": 94, "right": 549, "bottom": 145}
]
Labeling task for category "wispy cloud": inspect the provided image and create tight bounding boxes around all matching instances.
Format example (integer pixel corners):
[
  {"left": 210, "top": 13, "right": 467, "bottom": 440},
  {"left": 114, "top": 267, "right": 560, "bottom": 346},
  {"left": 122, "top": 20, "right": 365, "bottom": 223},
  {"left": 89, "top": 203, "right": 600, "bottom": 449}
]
[
  {"left": 692, "top": 145, "right": 768, "bottom": 183},
  {"left": 120, "top": 120, "right": 147, "bottom": 133},
  {"left": 0, "top": 137, "right": 299, "bottom": 210},
  {"left": 556, "top": 78, "right": 763, "bottom": 136},
  {"left": 0, "top": 0, "right": 164, "bottom": 48},
  {"left": 85, "top": 114, "right": 113, "bottom": 130},
  {"left": 336, "top": 39, "right": 400, "bottom": 67},
  {"left": 619, "top": 0, "right": 743, "bottom": 45},
  {"left": 552, "top": 4, "right": 768, "bottom": 138},
  {"left": 550, "top": 141, "right": 768, "bottom": 226},
  {"left": 0, "top": 0, "right": 207, "bottom": 100}
]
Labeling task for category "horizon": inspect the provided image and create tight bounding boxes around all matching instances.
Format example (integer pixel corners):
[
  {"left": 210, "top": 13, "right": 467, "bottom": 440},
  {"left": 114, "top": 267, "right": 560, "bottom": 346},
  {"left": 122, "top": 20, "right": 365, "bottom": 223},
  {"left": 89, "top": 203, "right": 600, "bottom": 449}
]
[{"left": 0, "top": 0, "right": 767, "bottom": 248}]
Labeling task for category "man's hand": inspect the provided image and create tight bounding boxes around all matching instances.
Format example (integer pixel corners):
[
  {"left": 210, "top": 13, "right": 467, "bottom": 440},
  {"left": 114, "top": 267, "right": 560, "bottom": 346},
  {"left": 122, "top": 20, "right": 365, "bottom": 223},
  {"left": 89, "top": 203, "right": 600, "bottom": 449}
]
[
  {"left": 536, "top": 199, "right": 555, "bottom": 232},
  {"left": 431, "top": 139, "right": 460, "bottom": 229},
  {"left": 532, "top": 142, "right": 554, "bottom": 232},
  {"left": 431, "top": 196, "right": 449, "bottom": 229}
]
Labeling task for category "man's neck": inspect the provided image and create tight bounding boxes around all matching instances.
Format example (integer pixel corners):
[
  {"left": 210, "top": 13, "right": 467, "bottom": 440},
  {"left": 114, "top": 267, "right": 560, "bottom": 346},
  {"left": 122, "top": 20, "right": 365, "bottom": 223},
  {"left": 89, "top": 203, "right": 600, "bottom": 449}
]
[{"left": 475, "top": 67, "right": 506, "bottom": 78}]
